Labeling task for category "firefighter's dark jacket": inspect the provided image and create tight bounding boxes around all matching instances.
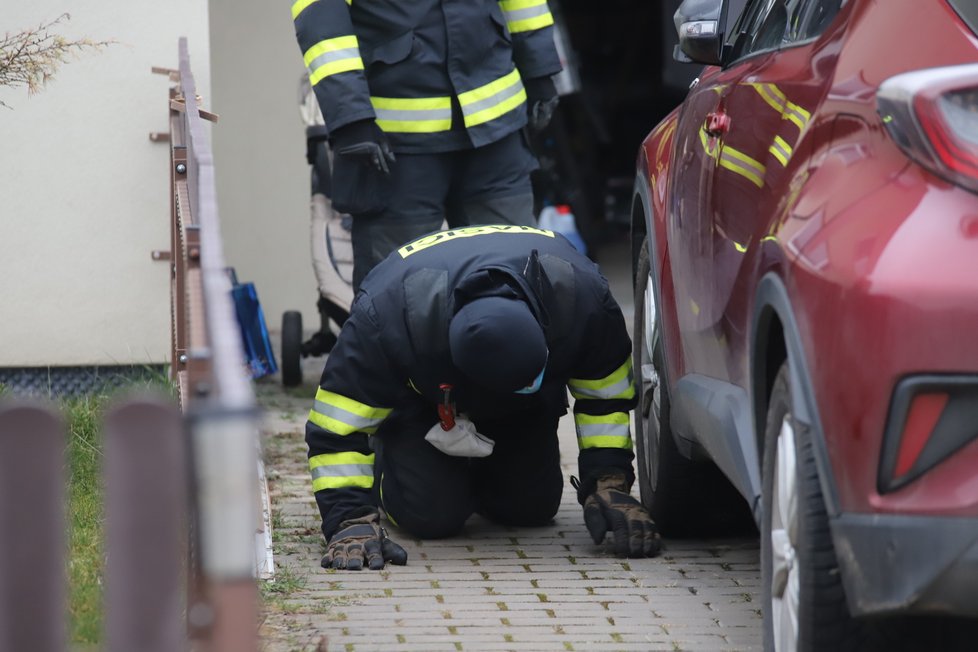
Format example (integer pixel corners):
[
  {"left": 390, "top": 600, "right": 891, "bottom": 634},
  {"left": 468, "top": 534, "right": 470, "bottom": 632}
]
[
  {"left": 306, "top": 226, "right": 638, "bottom": 538},
  {"left": 291, "top": 0, "right": 562, "bottom": 153}
]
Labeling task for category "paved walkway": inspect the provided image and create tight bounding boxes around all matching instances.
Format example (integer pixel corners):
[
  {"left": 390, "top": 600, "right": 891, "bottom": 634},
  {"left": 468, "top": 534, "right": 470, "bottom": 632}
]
[{"left": 256, "top": 237, "right": 762, "bottom": 651}]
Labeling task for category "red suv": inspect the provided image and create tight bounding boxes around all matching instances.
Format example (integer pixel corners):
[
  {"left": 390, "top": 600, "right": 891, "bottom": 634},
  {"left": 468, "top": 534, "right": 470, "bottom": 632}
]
[{"left": 631, "top": 0, "right": 978, "bottom": 649}]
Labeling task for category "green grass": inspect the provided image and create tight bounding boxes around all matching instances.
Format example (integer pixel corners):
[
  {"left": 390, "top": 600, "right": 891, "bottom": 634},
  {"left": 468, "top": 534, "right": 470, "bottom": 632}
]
[
  {"left": 63, "top": 373, "right": 177, "bottom": 646},
  {"left": 65, "top": 393, "right": 107, "bottom": 646}
]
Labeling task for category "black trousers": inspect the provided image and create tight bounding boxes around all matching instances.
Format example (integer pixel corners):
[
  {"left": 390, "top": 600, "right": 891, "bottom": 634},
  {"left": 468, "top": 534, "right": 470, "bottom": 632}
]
[
  {"left": 350, "top": 130, "right": 539, "bottom": 290},
  {"left": 373, "top": 399, "right": 564, "bottom": 539}
]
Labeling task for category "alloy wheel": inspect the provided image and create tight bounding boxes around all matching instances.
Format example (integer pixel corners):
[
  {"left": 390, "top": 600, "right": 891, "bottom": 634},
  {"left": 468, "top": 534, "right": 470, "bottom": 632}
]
[
  {"left": 639, "top": 275, "right": 661, "bottom": 490},
  {"left": 771, "top": 416, "right": 800, "bottom": 652}
]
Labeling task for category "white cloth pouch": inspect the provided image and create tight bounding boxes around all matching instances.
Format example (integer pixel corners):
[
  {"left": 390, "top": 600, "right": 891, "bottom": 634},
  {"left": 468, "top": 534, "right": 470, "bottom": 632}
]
[{"left": 424, "top": 416, "right": 495, "bottom": 457}]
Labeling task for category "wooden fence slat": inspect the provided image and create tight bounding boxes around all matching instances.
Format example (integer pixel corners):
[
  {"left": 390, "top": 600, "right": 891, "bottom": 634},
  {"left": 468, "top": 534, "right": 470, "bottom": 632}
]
[
  {"left": 104, "top": 396, "right": 188, "bottom": 652},
  {"left": 0, "top": 402, "right": 66, "bottom": 652}
]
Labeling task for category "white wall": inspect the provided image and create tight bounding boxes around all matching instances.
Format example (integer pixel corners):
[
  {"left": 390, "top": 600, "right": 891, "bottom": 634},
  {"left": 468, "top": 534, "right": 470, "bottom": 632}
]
[
  {"left": 208, "top": 0, "right": 317, "bottom": 334},
  {"left": 0, "top": 1, "right": 211, "bottom": 366}
]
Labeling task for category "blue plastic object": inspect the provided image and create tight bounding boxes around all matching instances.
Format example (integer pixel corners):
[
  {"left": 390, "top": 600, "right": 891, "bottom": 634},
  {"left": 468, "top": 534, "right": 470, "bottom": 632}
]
[
  {"left": 538, "top": 204, "right": 587, "bottom": 255},
  {"left": 227, "top": 268, "right": 278, "bottom": 379}
]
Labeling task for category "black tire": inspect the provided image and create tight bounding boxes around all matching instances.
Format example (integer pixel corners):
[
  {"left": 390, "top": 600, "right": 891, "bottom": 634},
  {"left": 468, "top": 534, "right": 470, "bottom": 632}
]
[
  {"left": 761, "top": 362, "right": 861, "bottom": 652},
  {"left": 633, "top": 235, "right": 753, "bottom": 537},
  {"left": 281, "top": 310, "right": 303, "bottom": 388}
]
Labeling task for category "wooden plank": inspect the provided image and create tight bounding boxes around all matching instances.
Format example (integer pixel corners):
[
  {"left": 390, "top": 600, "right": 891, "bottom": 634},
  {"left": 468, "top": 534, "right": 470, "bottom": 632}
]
[
  {"left": 104, "top": 396, "right": 188, "bottom": 652},
  {"left": 0, "top": 401, "right": 66, "bottom": 652}
]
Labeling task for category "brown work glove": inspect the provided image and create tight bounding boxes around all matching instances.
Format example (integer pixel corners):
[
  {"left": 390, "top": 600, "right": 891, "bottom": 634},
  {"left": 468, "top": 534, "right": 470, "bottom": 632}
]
[
  {"left": 582, "top": 472, "right": 661, "bottom": 558},
  {"left": 322, "top": 511, "right": 408, "bottom": 570}
]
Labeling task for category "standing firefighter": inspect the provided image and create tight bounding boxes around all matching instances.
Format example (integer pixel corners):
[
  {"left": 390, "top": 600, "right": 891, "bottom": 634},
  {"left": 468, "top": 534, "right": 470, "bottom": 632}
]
[
  {"left": 305, "top": 225, "right": 661, "bottom": 570},
  {"left": 290, "top": 0, "right": 563, "bottom": 290}
]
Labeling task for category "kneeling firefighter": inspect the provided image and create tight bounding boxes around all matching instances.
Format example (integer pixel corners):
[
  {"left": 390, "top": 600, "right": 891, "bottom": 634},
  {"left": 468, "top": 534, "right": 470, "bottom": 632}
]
[{"left": 304, "top": 225, "right": 661, "bottom": 570}]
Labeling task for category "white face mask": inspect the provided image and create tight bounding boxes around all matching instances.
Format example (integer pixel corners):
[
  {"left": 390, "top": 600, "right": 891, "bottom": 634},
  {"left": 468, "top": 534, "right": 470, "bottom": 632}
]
[{"left": 424, "top": 416, "right": 494, "bottom": 457}]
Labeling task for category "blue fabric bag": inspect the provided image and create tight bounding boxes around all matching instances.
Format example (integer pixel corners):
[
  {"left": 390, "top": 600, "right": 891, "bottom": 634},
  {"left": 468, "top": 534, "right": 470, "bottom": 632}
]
[{"left": 228, "top": 268, "right": 278, "bottom": 379}]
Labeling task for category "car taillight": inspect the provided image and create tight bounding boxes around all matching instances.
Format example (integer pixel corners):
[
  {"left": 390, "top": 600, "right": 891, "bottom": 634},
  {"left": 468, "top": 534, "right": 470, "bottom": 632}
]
[
  {"left": 877, "top": 64, "right": 978, "bottom": 194},
  {"left": 878, "top": 375, "right": 978, "bottom": 493}
]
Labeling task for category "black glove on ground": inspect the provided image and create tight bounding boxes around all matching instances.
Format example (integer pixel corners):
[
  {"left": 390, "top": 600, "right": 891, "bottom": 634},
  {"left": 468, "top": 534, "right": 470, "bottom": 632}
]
[
  {"left": 582, "top": 472, "right": 661, "bottom": 558},
  {"left": 524, "top": 75, "right": 559, "bottom": 131},
  {"left": 322, "top": 510, "right": 408, "bottom": 571},
  {"left": 330, "top": 119, "right": 396, "bottom": 174}
]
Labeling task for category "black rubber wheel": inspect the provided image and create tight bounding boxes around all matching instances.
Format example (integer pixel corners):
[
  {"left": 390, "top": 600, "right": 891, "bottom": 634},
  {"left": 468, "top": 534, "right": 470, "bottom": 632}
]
[
  {"left": 281, "top": 310, "right": 303, "bottom": 387},
  {"left": 633, "top": 235, "right": 753, "bottom": 537},
  {"left": 761, "top": 362, "right": 861, "bottom": 652}
]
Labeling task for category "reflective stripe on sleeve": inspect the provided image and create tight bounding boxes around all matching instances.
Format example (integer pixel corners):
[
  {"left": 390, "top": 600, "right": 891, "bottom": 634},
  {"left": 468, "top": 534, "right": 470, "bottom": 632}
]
[
  {"left": 371, "top": 96, "right": 452, "bottom": 133},
  {"left": 308, "top": 388, "right": 392, "bottom": 435},
  {"left": 458, "top": 69, "right": 526, "bottom": 128},
  {"left": 769, "top": 135, "right": 792, "bottom": 166},
  {"left": 304, "top": 36, "right": 364, "bottom": 85},
  {"left": 498, "top": 0, "right": 555, "bottom": 33},
  {"left": 292, "top": 0, "right": 350, "bottom": 17},
  {"left": 575, "top": 412, "right": 633, "bottom": 450},
  {"left": 748, "top": 82, "right": 810, "bottom": 130},
  {"left": 700, "top": 125, "right": 720, "bottom": 158},
  {"left": 310, "top": 451, "right": 374, "bottom": 491},
  {"left": 719, "top": 146, "right": 766, "bottom": 188},
  {"left": 568, "top": 358, "right": 635, "bottom": 401}
]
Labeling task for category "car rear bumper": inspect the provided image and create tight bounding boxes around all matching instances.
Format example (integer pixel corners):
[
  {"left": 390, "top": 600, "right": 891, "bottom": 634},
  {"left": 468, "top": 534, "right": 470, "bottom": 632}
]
[{"left": 832, "top": 511, "right": 978, "bottom": 617}]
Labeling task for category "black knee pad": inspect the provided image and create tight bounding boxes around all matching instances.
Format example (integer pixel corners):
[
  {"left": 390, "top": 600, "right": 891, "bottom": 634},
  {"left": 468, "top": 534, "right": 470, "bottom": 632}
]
[
  {"left": 478, "top": 483, "right": 563, "bottom": 527},
  {"left": 388, "top": 502, "right": 470, "bottom": 540}
]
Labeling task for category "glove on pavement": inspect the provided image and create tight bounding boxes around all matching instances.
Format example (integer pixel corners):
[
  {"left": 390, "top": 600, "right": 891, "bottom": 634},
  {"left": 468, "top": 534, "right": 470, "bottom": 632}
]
[
  {"left": 322, "top": 510, "right": 408, "bottom": 571},
  {"left": 582, "top": 472, "right": 661, "bottom": 558},
  {"left": 330, "top": 119, "right": 396, "bottom": 174},
  {"left": 524, "top": 76, "right": 559, "bottom": 132}
]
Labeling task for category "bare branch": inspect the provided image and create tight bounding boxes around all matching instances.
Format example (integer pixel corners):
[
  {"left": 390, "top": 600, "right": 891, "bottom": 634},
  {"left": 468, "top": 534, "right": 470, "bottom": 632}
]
[{"left": 0, "top": 13, "right": 113, "bottom": 108}]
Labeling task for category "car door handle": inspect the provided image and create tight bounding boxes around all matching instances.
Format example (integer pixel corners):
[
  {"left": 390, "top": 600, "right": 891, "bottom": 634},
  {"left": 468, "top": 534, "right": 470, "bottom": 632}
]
[{"left": 705, "top": 111, "right": 731, "bottom": 136}]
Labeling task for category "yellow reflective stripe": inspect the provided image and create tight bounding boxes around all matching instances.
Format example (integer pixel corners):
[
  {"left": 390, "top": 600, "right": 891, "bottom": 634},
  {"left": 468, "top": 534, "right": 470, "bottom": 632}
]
[
  {"left": 574, "top": 412, "right": 633, "bottom": 450},
  {"left": 751, "top": 82, "right": 786, "bottom": 113},
  {"left": 574, "top": 412, "right": 630, "bottom": 427},
  {"left": 699, "top": 126, "right": 719, "bottom": 158},
  {"left": 568, "top": 358, "right": 635, "bottom": 401},
  {"left": 304, "top": 36, "right": 364, "bottom": 85},
  {"left": 398, "top": 224, "right": 554, "bottom": 257},
  {"left": 577, "top": 435, "right": 633, "bottom": 450},
  {"left": 458, "top": 69, "right": 526, "bottom": 128},
  {"left": 769, "top": 135, "right": 792, "bottom": 166},
  {"left": 784, "top": 101, "right": 811, "bottom": 129},
  {"left": 291, "top": 0, "right": 317, "bottom": 19},
  {"left": 371, "top": 95, "right": 452, "bottom": 133},
  {"left": 310, "top": 451, "right": 374, "bottom": 492},
  {"left": 309, "top": 451, "right": 374, "bottom": 468},
  {"left": 719, "top": 146, "right": 765, "bottom": 188},
  {"left": 749, "top": 82, "right": 810, "bottom": 130},
  {"left": 312, "top": 475, "right": 373, "bottom": 491},
  {"left": 315, "top": 388, "right": 391, "bottom": 420},
  {"left": 371, "top": 96, "right": 451, "bottom": 111},
  {"left": 309, "top": 388, "right": 391, "bottom": 435},
  {"left": 499, "top": 0, "right": 555, "bottom": 33}
]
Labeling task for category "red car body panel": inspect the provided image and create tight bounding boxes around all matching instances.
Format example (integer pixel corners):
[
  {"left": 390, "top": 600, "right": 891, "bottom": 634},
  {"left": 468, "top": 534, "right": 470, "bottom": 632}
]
[{"left": 639, "top": 0, "right": 978, "bottom": 526}]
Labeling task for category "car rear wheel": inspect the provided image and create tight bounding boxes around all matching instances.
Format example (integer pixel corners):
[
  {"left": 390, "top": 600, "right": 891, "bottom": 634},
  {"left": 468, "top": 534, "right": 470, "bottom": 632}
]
[
  {"left": 762, "top": 362, "right": 861, "bottom": 652},
  {"left": 633, "top": 236, "right": 751, "bottom": 536}
]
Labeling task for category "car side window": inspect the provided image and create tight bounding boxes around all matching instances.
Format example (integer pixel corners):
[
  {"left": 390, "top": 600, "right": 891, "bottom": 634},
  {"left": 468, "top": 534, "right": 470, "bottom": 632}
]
[
  {"left": 726, "top": 0, "right": 843, "bottom": 63},
  {"left": 793, "top": 0, "right": 844, "bottom": 40},
  {"left": 727, "top": 0, "right": 787, "bottom": 60}
]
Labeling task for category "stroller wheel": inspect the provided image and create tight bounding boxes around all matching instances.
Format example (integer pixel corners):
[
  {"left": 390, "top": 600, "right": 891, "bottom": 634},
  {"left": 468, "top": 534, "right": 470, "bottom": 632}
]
[{"left": 281, "top": 310, "right": 303, "bottom": 387}]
